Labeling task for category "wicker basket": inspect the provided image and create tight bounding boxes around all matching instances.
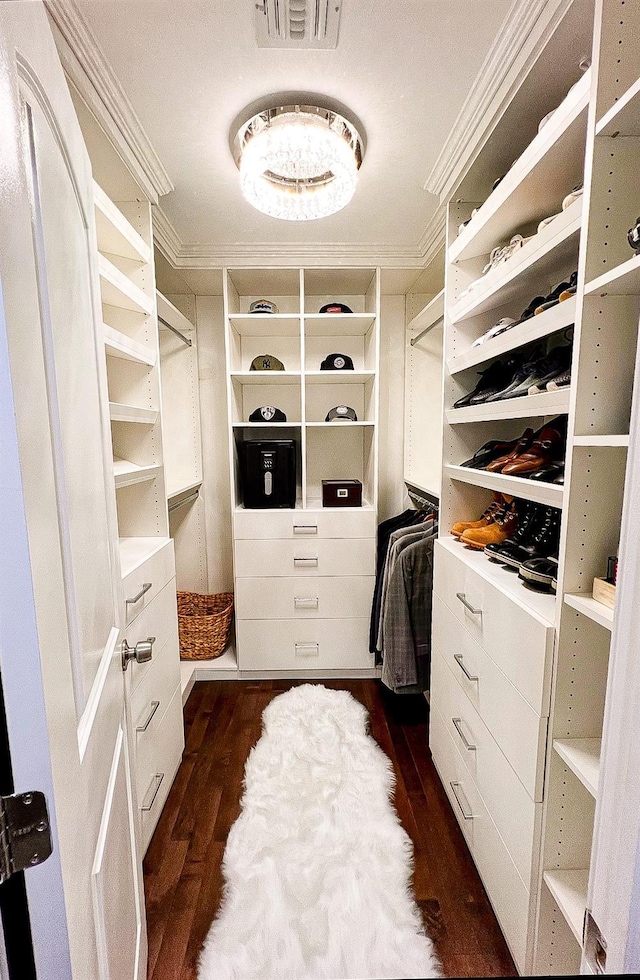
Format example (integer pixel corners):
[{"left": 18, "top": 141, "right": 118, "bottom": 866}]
[{"left": 177, "top": 591, "right": 234, "bottom": 660}]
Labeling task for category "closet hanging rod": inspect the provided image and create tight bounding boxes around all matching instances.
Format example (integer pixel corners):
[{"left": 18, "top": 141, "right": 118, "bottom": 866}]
[
  {"left": 168, "top": 489, "right": 199, "bottom": 513},
  {"left": 410, "top": 314, "right": 444, "bottom": 346},
  {"left": 158, "top": 314, "right": 192, "bottom": 347},
  {"left": 405, "top": 481, "right": 439, "bottom": 510}
]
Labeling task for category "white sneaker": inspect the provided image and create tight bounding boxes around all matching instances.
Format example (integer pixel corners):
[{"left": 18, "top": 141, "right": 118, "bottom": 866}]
[{"left": 471, "top": 317, "right": 517, "bottom": 348}]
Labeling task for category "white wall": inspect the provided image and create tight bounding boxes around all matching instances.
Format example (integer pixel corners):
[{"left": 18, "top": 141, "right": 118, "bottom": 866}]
[{"left": 195, "top": 295, "right": 234, "bottom": 593}]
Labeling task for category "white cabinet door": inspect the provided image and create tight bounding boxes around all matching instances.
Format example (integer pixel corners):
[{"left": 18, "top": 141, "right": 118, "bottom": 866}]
[{"left": 0, "top": 4, "right": 145, "bottom": 980}]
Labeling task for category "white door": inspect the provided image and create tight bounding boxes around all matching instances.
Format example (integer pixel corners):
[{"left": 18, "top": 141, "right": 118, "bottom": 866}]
[{"left": 0, "top": 4, "right": 146, "bottom": 979}]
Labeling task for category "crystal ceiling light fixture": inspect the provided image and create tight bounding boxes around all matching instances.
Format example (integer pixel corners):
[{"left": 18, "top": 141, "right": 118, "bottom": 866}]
[{"left": 231, "top": 102, "right": 365, "bottom": 221}]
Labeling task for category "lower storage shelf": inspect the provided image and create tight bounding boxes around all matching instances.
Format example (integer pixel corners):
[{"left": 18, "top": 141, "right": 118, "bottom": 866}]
[{"left": 543, "top": 869, "right": 588, "bottom": 944}]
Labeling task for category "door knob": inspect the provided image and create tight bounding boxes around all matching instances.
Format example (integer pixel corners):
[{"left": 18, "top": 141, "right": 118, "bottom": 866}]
[{"left": 121, "top": 636, "right": 155, "bottom": 672}]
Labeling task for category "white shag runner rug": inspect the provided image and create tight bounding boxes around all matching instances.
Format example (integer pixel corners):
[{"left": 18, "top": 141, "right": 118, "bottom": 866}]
[{"left": 198, "top": 684, "right": 441, "bottom": 980}]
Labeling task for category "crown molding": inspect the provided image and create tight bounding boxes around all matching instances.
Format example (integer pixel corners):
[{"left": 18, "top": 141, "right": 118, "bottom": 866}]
[
  {"left": 45, "top": 0, "right": 174, "bottom": 204},
  {"left": 425, "top": 0, "right": 574, "bottom": 202},
  {"left": 416, "top": 206, "right": 446, "bottom": 269}
]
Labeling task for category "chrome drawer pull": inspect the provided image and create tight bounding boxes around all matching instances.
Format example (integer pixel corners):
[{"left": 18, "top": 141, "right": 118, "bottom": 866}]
[
  {"left": 293, "top": 525, "right": 318, "bottom": 535},
  {"left": 293, "top": 558, "right": 318, "bottom": 568},
  {"left": 126, "top": 582, "right": 152, "bottom": 606},
  {"left": 456, "top": 592, "right": 482, "bottom": 617},
  {"left": 141, "top": 772, "right": 165, "bottom": 812},
  {"left": 294, "top": 596, "right": 319, "bottom": 609},
  {"left": 452, "top": 716, "right": 477, "bottom": 751},
  {"left": 450, "top": 781, "right": 473, "bottom": 820},
  {"left": 454, "top": 653, "right": 479, "bottom": 682},
  {"left": 136, "top": 700, "right": 160, "bottom": 733},
  {"left": 295, "top": 642, "right": 319, "bottom": 657}
]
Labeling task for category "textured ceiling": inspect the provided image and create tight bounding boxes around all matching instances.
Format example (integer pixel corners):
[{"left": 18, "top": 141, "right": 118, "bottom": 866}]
[{"left": 75, "top": 0, "right": 512, "bottom": 255}]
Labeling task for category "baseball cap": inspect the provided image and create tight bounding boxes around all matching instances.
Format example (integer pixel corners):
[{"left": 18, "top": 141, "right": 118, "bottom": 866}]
[
  {"left": 249, "top": 354, "right": 285, "bottom": 371},
  {"left": 249, "top": 406, "right": 288, "bottom": 422},
  {"left": 319, "top": 302, "right": 353, "bottom": 314},
  {"left": 249, "top": 300, "right": 279, "bottom": 314},
  {"left": 320, "top": 353, "right": 354, "bottom": 371},
  {"left": 325, "top": 405, "right": 358, "bottom": 422}
]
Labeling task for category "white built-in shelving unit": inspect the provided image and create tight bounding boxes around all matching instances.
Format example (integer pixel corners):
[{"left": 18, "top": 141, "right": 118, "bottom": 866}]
[
  {"left": 223, "top": 267, "right": 380, "bottom": 675},
  {"left": 428, "top": 0, "right": 640, "bottom": 972}
]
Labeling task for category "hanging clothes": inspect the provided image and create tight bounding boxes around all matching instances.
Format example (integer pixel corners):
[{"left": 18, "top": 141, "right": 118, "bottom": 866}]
[
  {"left": 369, "top": 508, "right": 429, "bottom": 655},
  {"left": 375, "top": 518, "right": 436, "bottom": 653}
]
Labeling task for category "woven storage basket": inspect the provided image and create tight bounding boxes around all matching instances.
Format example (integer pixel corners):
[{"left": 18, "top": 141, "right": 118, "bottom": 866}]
[{"left": 177, "top": 591, "right": 234, "bottom": 660}]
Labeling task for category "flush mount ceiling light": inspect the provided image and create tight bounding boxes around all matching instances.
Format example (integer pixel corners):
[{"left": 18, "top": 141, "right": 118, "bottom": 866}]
[{"left": 232, "top": 103, "right": 365, "bottom": 221}]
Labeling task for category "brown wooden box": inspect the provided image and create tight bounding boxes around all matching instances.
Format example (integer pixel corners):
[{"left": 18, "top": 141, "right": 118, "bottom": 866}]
[
  {"left": 593, "top": 576, "right": 616, "bottom": 609},
  {"left": 321, "top": 479, "right": 363, "bottom": 507}
]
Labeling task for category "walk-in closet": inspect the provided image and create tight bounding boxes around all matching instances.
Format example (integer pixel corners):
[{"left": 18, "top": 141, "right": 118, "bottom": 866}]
[{"left": 1, "top": 1, "right": 640, "bottom": 978}]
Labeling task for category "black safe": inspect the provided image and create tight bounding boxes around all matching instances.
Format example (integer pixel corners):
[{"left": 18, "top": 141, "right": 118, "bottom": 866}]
[{"left": 238, "top": 440, "right": 296, "bottom": 509}]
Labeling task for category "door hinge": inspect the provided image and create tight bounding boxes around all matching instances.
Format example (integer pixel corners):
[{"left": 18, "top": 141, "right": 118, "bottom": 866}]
[
  {"left": 584, "top": 909, "right": 607, "bottom": 974},
  {"left": 0, "top": 791, "right": 53, "bottom": 885}
]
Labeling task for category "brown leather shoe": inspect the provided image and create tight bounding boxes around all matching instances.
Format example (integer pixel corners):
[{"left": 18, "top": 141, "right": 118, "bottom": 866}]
[
  {"left": 460, "top": 499, "right": 517, "bottom": 550},
  {"left": 485, "top": 428, "right": 534, "bottom": 472},
  {"left": 501, "top": 426, "right": 564, "bottom": 475},
  {"left": 451, "top": 493, "right": 504, "bottom": 538}
]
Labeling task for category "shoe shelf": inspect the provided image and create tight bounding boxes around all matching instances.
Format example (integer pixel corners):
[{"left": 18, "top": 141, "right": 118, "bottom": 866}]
[
  {"left": 596, "top": 75, "right": 640, "bottom": 136},
  {"left": 450, "top": 198, "right": 582, "bottom": 324},
  {"left": 109, "top": 402, "right": 158, "bottom": 424},
  {"left": 98, "top": 253, "right": 154, "bottom": 316},
  {"left": 407, "top": 289, "right": 445, "bottom": 335},
  {"left": 553, "top": 738, "right": 601, "bottom": 798},
  {"left": 444, "top": 463, "right": 564, "bottom": 508},
  {"left": 93, "top": 180, "right": 151, "bottom": 264},
  {"left": 438, "top": 536, "right": 556, "bottom": 626},
  {"left": 103, "top": 323, "right": 156, "bottom": 366},
  {"left": 446, "top": 388, "right": 570, "bottom": 424},
  {"left": 542, "top": 870, "right": 589, "bottom": 944},
  {"left": 113, "top": 458, "right": 162, "bottom": 489},
  {"left": 584, "top": 251, "right": 640, "bottom": 297},
  {"left": 448, "top": 296, "right": 577, "bottom": 375},
  {"left": 450, "top": 71, "right": 590, "bottom": 264},
  {"left": 564, "top": 592, "right": 614, "bottom": 631}
]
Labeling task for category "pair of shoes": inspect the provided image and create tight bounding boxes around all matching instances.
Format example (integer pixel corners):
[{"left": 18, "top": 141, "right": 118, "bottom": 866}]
[
  {"left": 455, "top": 497, "right": 517, "bottom": 551},
  {"left": 534, "top": 271, "right": 578, "bottom": 314},
  {"left": 562, "top": 183, "right": 583, "bottom": 210},
  {"left": 471, "top": 316, "right": 518, "bottom": 348},
  {"left": 484, "top": 500, "right": 561, "bottom": 569},
  {"left": 628, "top": 216, "right": 640, "bottom": 253},
  {"left": 453, "top": 357, "right": 520, "bottom": 409},
  {"left": 483, "top": 417, "right": 567, "bottom": 476},
  {"left": 519, "top": 555, "right": 558, "bottom": 592},
  {"left": 481, "top": 234, "right": 534, "bottom": 276},
  {"left": 505, "top": 344, "right": 572, "bottom": 397},
  {"left": 451, "top": 492, "right": 504, "bottom": 535}
]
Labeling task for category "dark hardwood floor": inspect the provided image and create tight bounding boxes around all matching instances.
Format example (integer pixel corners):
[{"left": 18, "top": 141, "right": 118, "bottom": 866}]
[{"left": 143, "top": 680, "right": 517, "bottom": 979}]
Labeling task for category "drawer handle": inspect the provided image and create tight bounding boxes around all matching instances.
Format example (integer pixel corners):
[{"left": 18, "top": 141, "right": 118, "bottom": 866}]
[
  {"left": 126, "top": 582, "right": 152, "bottom": 606},
  {"left": 295, "top": 642, "right": 319, "bottom": 657},
  {"left": 293, "top": 558, "right": 318, "bottom": 568},
  {"left": 456, "top": 592, "right": 482, "bottom": 617},
  {"left": 293, "top": 525, "right": 318, "bottom": 535},
  {"left": 454, "top": 653, "right": 479, "bottom": 682},
  {"left": 450, "top": 781, "right": 473, "bottom": 820},
  {"left": 136, "top": 700, "right": 160, "bottom": 733},
  {"left": 141, "top": 772, "right": 165, "bottom": 812},
  {"left": 452, "top": 716, "right": 477, "bottom": 752},
  {"left": 294, "top": 596, "right": 319, "bottom": 609}
]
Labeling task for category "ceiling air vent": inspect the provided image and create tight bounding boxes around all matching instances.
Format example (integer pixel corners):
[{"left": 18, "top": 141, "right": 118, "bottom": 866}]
[{"left": 254, "top": 0, "right": 342, "bottom": 49}]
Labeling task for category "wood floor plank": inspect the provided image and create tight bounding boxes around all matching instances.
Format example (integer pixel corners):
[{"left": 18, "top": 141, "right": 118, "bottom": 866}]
[{"left": 144, "top": 679, "right": 517, "bottom": 979}]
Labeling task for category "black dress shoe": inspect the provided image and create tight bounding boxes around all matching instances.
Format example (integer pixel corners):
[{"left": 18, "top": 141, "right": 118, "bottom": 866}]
[
  {"left": 484, "top": 500, "right": 542, "bottom": 567},
  {"left": 497, "top": 506, "right": 561, "bottom": 568},
  {"left": 519, "top": 555, "right": 558, "bottom": 592},
  {"left": 453, "top": 360, "right": 512, "bottom": 409},
  {"left": 526, "top": 463, "right": 565, "bottom": 483},
  {"left": 482, "top": 346, "right": 544, "bottom": 402}
]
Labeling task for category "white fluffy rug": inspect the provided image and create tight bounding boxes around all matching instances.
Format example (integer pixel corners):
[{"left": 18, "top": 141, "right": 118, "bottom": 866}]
[{"left": 198, "top": 684, "right": 441, "bottom": 980}]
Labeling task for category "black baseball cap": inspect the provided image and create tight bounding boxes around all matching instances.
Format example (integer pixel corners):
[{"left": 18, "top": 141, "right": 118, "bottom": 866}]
[
  {"left": 249, "top": 406, "right": 288, "bottom": 422},
  {"left": 325, "top": 405, "right": 358, "bottom": 422},
  {"left": 320, "top": 353, "right": 354, "bottom": 370},
  {"left": 319, "top": 302, "right": 353, "bottom": 314}
]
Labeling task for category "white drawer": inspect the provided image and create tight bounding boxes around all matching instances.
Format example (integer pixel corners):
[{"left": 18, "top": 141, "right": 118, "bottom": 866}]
[
  {"left": 430, "top": 703, "right": 529, "bottom": 973},
  {"left": 234, "top": 508, "right": 375, "bottom": 540},
  {"left": 433, "top": 594, "right": 547, "bottom": 801},
  {"left": 124, "top": 579, "right": 179, "bottom": 693},
  {"left": 131, "top": 640, "right": 182, "bottom": 790},
  {"left": 431, "top": 649, "right": 539, "bottom": 884},
  {"left": 122, "top": 538, "right": 175, "bottom": 626},
  {"left": 433, "top": 540, "right": 554, "bottom": 714},
  {"left": 235, "top": 538, "right": 375, "bottom": 578},
  {"left": 235, "top": 576, "right": 374, "bottom": 620},
  {"left": 139, "top": 685, "right": 184, "bottom": 853},
  {"left": 236, "top": 618, "right": 373, "bottom": 670},
  {"left": 429, "top": 702, "right": 476, "bottom": 850}
]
